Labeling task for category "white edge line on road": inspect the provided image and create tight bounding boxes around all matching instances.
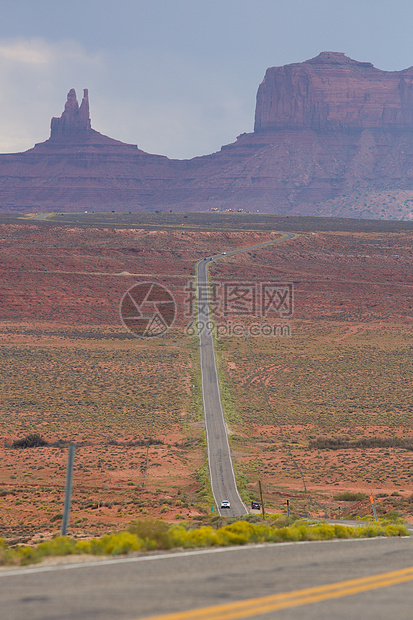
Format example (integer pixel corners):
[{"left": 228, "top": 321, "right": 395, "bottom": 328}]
[
  {"left": 197, "top": 256, "right": 247, "bottom": 516},
  {"left": 208, "top": 315, "right": 248, "bottom": 514},
  {"left": 200, "top": 325, "right": 220, "bottom": 516},
  {"left": 1, "top": 536, "right": 406, "bottom": 578},
  {"left": 197, "top": 259, "right": 221, "bottom": 517}
]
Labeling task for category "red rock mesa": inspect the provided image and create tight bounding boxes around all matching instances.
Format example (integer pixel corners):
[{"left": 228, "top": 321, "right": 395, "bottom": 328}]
[{"left": 1, "top": 52, "right": 413, "bottom": 219}]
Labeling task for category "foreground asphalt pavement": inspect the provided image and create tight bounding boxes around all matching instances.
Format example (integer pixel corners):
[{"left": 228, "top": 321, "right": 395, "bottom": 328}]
[{"left": 1, "top": 536, "right": 412, "bottom": 619}]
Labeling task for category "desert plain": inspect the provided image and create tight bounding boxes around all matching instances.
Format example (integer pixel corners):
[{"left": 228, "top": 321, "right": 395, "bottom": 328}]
[{"left": 1, "top": 211, "right": 413, "bottom": 543}]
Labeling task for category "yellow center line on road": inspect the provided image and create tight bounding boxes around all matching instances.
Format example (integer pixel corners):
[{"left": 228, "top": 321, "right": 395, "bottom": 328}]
[{"left": 141, "top": 566, "right": 413, "bottom": 620}]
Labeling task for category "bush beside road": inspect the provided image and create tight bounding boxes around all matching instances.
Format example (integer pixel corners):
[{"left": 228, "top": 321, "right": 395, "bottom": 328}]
[{"left": 0, "top": 516, "right": 408, "bottom": 568}]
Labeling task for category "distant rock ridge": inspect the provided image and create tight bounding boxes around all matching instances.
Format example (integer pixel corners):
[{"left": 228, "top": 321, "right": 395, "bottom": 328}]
[
  {"left": 2, "top": 53, "right": 413, "bottom": 220},
  {"left": 254, "top": 51, "right": 413, "bottom": 132}
]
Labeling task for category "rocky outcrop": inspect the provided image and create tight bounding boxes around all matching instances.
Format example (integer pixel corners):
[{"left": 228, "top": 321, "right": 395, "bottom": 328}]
[
  {"left": 50, "top": 88, "right": 92, "bottom": 139},
  {"left": 35, "top": 88, "right": 142, "bottom": 151},
  {"left": 2, "top": 55, "right": 413, "bottom": 220},
  {"left": 254, "top": 52, "right": 413, "bottom": 132}
]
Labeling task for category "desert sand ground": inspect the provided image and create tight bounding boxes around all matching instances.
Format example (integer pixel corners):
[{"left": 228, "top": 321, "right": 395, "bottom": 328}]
[{"left": 1, "top": 215, "right": 413, "bottom": 542}]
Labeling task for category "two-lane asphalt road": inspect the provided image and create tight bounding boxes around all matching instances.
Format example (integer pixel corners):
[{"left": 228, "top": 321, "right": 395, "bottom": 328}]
[
  {"left": 196, "top": 233, "right": 298, "bottom": 516},
  {"left": 197, "top": 255, "right": 246, "bottom": 517}
]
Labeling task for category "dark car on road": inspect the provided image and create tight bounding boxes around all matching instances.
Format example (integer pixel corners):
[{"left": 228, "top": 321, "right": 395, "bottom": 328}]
[{"left": 251, "top": 501, "right": 261, "bottom": 510}]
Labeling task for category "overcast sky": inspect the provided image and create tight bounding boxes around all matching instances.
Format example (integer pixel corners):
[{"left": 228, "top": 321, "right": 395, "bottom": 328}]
[{"left": 1, "top": 0, "right": 413, "bottom": 159}]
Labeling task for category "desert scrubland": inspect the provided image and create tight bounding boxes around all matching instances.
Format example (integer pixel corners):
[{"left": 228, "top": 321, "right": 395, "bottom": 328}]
[{"left": 1, "top": 213, "right": 413, "bottom": 542}]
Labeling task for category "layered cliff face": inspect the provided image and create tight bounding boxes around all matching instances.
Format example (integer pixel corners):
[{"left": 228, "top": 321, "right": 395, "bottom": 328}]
[
  {"left": 1, "top": 55, "right": 413, "bottom": 220},
  {"left": 254, "top": 52, "right": 413, "bottom": 132}
]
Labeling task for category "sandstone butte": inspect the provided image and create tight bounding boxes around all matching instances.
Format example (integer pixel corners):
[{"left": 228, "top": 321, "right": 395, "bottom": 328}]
[{"left": 2, "top": 51, "right": 413, "bottom": 220}]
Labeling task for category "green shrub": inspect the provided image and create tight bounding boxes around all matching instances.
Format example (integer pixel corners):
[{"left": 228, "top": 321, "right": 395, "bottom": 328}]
[
  {"left": 217, "top": 521, "right": 260, "bottom": 546},
  {"left": 309, "top": 437, "right": 413, "bottom": 452},
  {"left": 333, "top": 492, "right": 367, "bottom": 502},
  {"left": 333, "top": 524, "right": 353, "bottom": 539},
  {"left": 0, "top": 538, "right": 14, "bottom": 566},
  {"left": 88, "top": 532, "right": 143, "bottom": 555},
  {"left": 276, "top": 526, "right": 303, "bottom": 542},
  {"left": 12, "top": 433, "right": 49, "bottom": 448},
  {"left": 382, "top": 510, "right": 403, "bottom": 523},
  {"left": 169, "top": 525, "right": 220, "bottom": 548},
  {"left": 37, "top": 537, "right": 77, "bottom": 557},
  {"left": 128, "top": 518, "right": 171, "bottom": 549}
]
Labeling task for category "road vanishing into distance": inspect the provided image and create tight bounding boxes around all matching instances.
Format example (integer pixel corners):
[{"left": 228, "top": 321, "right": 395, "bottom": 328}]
[
  {"left": 3, "top": 229, "right": 413, "bottom": 620},
  {"left": 2, "top": 536, "right": 413, "bottom": 619},
  {"left": 196, "top": 232, "right": 298, "bottom": 516}
]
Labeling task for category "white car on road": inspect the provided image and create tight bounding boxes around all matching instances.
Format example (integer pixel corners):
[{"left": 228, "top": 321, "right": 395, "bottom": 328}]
[{"left": 220, "top": 500, "right": 231, "bottom": 509}]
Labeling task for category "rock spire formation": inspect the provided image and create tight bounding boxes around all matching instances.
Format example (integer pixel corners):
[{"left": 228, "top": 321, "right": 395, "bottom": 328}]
[
  {"left": 35, "top": 87, "right": 139, "bottom": 150},
  {"left": 1, "top": 52, "right": 413, "bottom": 220},
  {"left": 50, "top": 88, "right": 91, "bottom": 139}
]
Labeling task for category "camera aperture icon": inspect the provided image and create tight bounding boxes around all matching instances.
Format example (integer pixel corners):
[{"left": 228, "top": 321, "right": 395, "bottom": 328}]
[{"left": 120, "top": 282, "right": 176, "bottom": 338}]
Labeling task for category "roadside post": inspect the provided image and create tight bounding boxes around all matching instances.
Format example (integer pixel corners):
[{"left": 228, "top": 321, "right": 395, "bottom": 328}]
[
  {"left": 370, "top": 495, "right": 378, "bottom": 521},
  {"left": 258, "top": 480, "right": 265, "bottom": 519},
  {"left": 286, "top": 499, "right": 290, "bottom": 519},
  {"left": 338, "top": 506, "right": 341, "bottom": 520},
  {"left": 62, "top": 443, "right": 76, "bottom": 536}
]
